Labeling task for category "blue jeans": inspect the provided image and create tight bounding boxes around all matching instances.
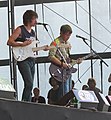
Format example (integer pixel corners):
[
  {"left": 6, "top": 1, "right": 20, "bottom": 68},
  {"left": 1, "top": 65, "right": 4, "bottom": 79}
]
[
  {"left": 57, "top": 75, "right": 72, "bottom": 100},
  {"left": 17, "top": 58, "right": 35, "bottom": 101}
]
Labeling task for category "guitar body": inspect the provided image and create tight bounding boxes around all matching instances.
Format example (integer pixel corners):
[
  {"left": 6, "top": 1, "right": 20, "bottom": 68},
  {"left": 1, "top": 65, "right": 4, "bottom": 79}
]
[
  {"left": 49, "top": 53, "right": 94, "bottom": 82},
  {"left": 49, "top": 63, "right": 77, "bottom": 82},
  {"left": 13, "top": 41, "right": 38, "bottom": 61}
]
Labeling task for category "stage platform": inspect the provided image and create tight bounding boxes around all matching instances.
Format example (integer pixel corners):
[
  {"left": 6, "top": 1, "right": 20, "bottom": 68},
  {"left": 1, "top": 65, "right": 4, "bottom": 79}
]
[{"left": 0, "top": 98, "right": 111, "bottom": 120}]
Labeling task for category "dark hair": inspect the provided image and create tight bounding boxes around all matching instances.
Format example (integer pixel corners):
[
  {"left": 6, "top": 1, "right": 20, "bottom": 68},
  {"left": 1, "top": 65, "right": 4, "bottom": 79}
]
[
  {"left": 33, "top": 87, "right": 39, "bottom": 93},
  {"left": 60, "top": 24, "right": 72, "bottom": 34},
  {"left": 87, "top": 78, "right": 96, "bottom": 85},
  {"left": 23, "top": 10, "right": 38, "bottom": 26},
  {"left": 49, "top": 77, "right": 57, "bottom": 86},
  {"left": 38, "top": 96, "right": 46, "bottom": 104},
  {"left": 82, "top": 85, "right": 88, "bottom": 90}
]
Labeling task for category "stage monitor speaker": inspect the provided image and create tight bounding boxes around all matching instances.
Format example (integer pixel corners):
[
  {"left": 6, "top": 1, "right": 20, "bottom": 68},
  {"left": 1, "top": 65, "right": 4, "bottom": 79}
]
[
  {"left": 95, "top": 92, "right": 110, "bottom": 111},
  {"left": 0, "top": 78, "right": 16, "bottom": 99},
  {"left": 57, "top": 89, "right": 99, "bottom": 109},
  {"left": 73, "top": 90, "right": 99, "bottom": 110}
]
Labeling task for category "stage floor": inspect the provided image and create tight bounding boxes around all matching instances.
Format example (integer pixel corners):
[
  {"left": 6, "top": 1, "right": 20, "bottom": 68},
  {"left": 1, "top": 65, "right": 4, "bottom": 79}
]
[{"left": 0, "top": 98, "right": 111, "bottom": 120}]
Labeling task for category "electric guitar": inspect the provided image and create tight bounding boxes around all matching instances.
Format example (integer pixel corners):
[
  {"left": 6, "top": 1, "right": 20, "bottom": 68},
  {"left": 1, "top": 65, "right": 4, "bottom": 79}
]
[
  {"left": 13, "top": 41, "right": 70, "bottom": 61},
  {"left": 49, "top": 53, "right": 94, "bottom": 82}
]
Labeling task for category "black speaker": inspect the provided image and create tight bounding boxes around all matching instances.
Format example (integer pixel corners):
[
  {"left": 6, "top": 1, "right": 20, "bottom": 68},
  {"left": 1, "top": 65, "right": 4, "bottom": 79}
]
[
  {"left": 57, "top": 89, "right": 99, "bottom": 109},
  {"left": 57, "top": 90, "right": 75, "bottom": 106},
  {"left": 95, "top": 92, "right": 110, "bottom": 111}
]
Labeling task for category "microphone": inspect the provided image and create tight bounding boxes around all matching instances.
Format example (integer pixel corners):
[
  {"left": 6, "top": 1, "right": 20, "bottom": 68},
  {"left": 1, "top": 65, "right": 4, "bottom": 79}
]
[
  {"left": 37, "top": 22, "right": 48, "bottom": 25},
  {"left": 76, "top": 35, "right": 88, "bottom": 40}
]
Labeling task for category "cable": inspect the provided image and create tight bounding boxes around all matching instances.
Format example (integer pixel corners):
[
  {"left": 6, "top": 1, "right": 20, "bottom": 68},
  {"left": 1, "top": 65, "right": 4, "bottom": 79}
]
[
  {"left": 43, "top": 4, "right": 111, "bottom": 84},
  {"left": 43, "top": 4, "right": 111, "bottom": 50},
  {"left": 75, "top": 43, "right": 111, "bottom": 84},
  {"left": 48, "top": 24, "right": 55, "bottom": 40},
  {"left": 77, "top": 2, "right": 111, "bottom": 35}
]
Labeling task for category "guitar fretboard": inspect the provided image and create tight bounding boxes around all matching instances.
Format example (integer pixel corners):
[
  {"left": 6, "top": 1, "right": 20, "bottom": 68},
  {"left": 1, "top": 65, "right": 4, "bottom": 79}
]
[
  {"left": 71, "top": 53, "right": 93, "bottom": 66},
  {"left": 82, "top": 53, "right": 93, "bottom": 60}
]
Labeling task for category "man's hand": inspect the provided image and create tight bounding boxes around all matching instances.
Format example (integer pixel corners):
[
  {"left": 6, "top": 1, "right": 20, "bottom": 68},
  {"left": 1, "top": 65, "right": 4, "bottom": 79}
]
[
  {"left": 43, "top": 45, "right": 50, "bottom": 51},
  {"left": 62, "top": 63, "right": 68, "bottom": 68},
  {"left": 62, "top": 63, "right": 72, "bottom": 69},
  {"left": 22, "top": 40, "right": 32, "bottom": 46}
]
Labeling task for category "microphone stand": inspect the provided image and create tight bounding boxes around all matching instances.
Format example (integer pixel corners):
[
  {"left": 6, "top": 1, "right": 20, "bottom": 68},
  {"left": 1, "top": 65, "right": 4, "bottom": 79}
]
[
  {"left": 60, "top": 56, "right": 65, "bottom": 97},
  {"left": 57, "top": 48, "right": 68, "bottom": 97},
  {"left": 43, "top": 24, "right": 68, "bottom": 97},
  {"left": 82, "top": 38, "right": 108, "bottom": 93},
  {"left": 42, "top": 24, "right": 54, "bottom": 41}
]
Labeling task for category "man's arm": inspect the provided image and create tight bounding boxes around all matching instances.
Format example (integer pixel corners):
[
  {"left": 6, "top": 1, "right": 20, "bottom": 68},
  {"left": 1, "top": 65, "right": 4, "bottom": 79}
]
[
  {"left": 7, "top": 27, "right": 32, "bottom": 47},
  {"left": 49, "top": 44, "right": 68, "bottom": 68}
]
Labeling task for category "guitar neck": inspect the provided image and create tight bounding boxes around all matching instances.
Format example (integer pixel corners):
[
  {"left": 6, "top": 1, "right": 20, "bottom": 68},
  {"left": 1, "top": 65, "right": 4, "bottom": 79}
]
[
  {"left": 71, "top": 53, "right": 93, "bottom": 66},
  {"left": 32, "top": 44, "right": 70, "bottom": 52},
  {"left": 32, "top": 46, "right": 46, "bottom": 52},
  {"left": 82, "top": 54, "right": 92, "bottom": 60}
]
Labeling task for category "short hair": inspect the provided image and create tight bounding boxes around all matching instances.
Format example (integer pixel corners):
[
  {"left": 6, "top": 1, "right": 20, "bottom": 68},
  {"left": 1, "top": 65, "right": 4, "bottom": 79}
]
[
  {"left": 60, "top": 24, "right": 72, "bottom": 34},
  {"left": 87, "top": 78, "right": 96, "bottom": 85},
  {"left": 33, "top": 87, "right": 39, "bottom": 93},
  {"left": 23, "top": 10, "right": 38, "bottom": 26}
]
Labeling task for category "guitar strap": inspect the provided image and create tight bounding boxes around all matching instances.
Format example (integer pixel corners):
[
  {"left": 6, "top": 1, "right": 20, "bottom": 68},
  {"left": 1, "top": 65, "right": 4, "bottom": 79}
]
[{"left": 55, "top": 38, "right": 70, "bottom": 61}]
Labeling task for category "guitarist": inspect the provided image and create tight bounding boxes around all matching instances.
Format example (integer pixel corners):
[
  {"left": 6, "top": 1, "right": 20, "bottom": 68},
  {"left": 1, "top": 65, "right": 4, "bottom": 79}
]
[
  {"left": 7, "top": 10, "right": 40, "bottom": 101},
  {"left": 49, "top": 24, "right": 82, "bottom": 100}
]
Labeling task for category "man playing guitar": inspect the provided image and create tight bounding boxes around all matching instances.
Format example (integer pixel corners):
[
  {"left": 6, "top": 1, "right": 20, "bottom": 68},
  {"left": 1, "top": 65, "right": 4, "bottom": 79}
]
[
  {"left": 7, "top": 10, "right": 48, "bottom": 101},
  {"left": 49, "top": 24, "right": 82, "bottom": 100}
]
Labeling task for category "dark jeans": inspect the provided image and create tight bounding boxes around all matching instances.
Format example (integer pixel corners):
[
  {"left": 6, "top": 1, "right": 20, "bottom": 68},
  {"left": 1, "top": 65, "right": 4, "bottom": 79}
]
[
  {"left": 57, "top": 75, "right": 72, "bottom": 100},
  {"left": 17, "top": 58, "right": 35, "bottom": 101}
]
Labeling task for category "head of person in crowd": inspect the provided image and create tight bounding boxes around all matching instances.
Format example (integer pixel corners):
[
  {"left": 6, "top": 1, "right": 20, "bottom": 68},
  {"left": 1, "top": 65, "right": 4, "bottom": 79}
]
[
  {"left": 82, "top": 85, "right": 88, "bottom": 90},
  {"left": 87, "top": 78, "right": 101, "bottom": 93},
  {"left": 33, "top": 87, "right": 40, "bottom": 97},
  {"left": 87, "top": 78, "right": 96, "bottom": 90}
]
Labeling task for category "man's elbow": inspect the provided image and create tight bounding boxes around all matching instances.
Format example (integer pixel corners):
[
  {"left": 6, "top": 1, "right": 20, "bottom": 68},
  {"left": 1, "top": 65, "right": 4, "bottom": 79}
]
[{"left": 48, "top": 56, "right": 54, "bottom": 61}]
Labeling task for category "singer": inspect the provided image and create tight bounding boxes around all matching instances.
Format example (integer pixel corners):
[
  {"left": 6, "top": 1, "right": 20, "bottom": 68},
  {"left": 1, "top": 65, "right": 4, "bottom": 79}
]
[
  {"left": 48, "top": 24, "right": 82, "bottom": 101},
  {"left": 7, "top": 10, "right": 47, "bottom": 102}
]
